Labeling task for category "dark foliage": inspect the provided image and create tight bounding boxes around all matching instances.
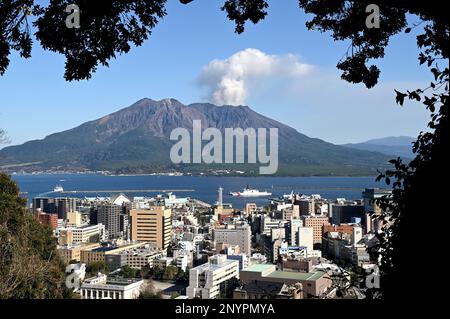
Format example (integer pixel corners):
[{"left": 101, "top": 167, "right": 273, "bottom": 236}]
[
  {"left": 1, "top": 0, "right": 167, "bottom": 80},
  {"left": 0, "top": 172, "right": 69, "bottom": 298}
]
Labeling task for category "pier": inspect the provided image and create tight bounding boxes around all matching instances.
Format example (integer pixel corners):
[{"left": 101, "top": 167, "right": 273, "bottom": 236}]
[{"left": 56, "top": 189, "right": 195, "bottom": 194}]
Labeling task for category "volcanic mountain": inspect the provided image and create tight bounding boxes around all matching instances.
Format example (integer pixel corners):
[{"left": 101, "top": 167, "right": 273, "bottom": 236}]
[{"left": 0, "top": 98, "right": 392, "bottom": 175}]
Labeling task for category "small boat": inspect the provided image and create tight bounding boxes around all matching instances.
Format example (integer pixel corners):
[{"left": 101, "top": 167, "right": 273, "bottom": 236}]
[
  {"left": 229, "top": 185, "right": 272, "bottom": 197},
  {"left": 53, "top": 184, "right": 64, "bottom": 193}
]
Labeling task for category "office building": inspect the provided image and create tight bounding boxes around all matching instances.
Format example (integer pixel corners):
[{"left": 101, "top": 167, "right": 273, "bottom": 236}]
[
  {"left": 213, "top": 224, "right": 251, "bottom": 256},
  {"left": 130, "top": 205, "right": 172, "bottom": 249},
  {"left": 301, "top": 216, "right": 330, "bottom": 243}
]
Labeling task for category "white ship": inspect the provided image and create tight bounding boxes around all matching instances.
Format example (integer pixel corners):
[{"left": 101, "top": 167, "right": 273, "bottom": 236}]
[
  {"left": 229, "top": 185, "right": 272, "bottom": 197},
  {"left": 53, "top": 184, "right": 64, "bottom": 193}
]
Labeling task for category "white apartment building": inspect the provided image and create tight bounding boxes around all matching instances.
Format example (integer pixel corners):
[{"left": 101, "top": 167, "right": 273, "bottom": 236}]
[
  {"left": 176, "top": 254, "right": 189, "bottom": 272},
  {"left": 298, "top": 227, "right": 314, "bottom": 254},
  {"left": 58, "top": 223, "right": 106, "bottom": 244},
  {"left": 213, "top": 224, "right": 251, "bottom": 256},
  {"left": 187, "top": 254, "right": 239, "bottom": 299},
  {"left": 80, "top": 274, "right": 143, "bottom": 299},
  {"left": 154, "top": 256, "right": 174, "bottom": 269},
  {"left": 261, "top": 216, "right": 289, "bottom": 237}
]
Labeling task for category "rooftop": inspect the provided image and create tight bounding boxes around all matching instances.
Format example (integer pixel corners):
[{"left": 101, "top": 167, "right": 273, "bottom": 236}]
[
  {"left": 269, "top": 270, "right": 325, "bottom": 281},
  {"left": 245, "top": 264, "right": 275, "bottom": 273}
]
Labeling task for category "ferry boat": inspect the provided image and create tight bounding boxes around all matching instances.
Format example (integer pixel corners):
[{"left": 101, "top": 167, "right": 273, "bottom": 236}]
[
  {"left": 229, "top": 185, "right": 272, "bottom": 197},
  {"left": 53, "top": 184, "right": 64, "bottom": 193}
]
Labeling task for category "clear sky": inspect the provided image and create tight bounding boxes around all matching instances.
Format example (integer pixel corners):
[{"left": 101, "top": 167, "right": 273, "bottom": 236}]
[{"left": 0, "top": 0, "right": 431, "bottom": 147}]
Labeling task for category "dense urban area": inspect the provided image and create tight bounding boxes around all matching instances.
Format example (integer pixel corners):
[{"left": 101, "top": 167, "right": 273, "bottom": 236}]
[{"left": 28, "top": 186, "right": 388, "bottom": 299}]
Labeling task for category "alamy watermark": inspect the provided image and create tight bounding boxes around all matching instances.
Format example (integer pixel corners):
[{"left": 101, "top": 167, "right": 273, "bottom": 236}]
[
  {"left": 65, "top": 4, "right": 80, "bottom": 29},
  {"left": 65, "top": 263, "right": 86, "bottom": 291},
  {"left": 169, "top": 120, "right": 279, "bottom": 174},
  {"left": 366, "top": 4, "right": 380, "bottom": 29}
]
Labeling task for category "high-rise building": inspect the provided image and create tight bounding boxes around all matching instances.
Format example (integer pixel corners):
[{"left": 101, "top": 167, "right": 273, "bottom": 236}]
[
  {"left": 67, "top": 211, "right": 82, "bottom": 227},
  {"left": 245, "top": 203, "right": 257, "bottom": 217},
  {"left": 301, "top": 216, "right": 330, "bottom": 243},
  {"left": 35, "top": 210, "right": 58, "bottom": 229},
  {"left": 297, "top": 227, "right": 314, "bottom": 254},
  {"left": 298, "top": 199, "right": 315, "bottom": 216},
  {"left": 33, "top": 197, "right": 55, "bottom": 214},
  {"left": 130, "top": 205, "right": 172, "bottom": 249},
  {"left": 289, "top": 218, "right": 303, "bottom": 246},
  {"left": 33, "top": 197, "right": 78, "bottom": 219},
  {"left": 331, "top": 202, "right": 364, "bottom": 225},
  {"left": 97, "top": 204, "right": 122, "bottom": 239},
  {"left": 55, "top": 198, "right": 78, "bottom": 219},
  {"left": 362, "top": 188, "right": 392, "bottom": 233}
]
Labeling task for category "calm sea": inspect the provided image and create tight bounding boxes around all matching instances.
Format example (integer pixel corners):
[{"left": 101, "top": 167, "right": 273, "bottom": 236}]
[{"left": 11, "top": 174, "right": 386, "bottom": 209}]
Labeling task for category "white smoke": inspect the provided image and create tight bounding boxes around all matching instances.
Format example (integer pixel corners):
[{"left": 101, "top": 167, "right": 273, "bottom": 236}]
[{"left": 198, "top": 48, "right": 313, "bottom": 106}]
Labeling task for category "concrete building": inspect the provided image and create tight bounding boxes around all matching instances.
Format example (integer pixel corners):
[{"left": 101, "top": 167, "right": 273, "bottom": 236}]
[
  {"left": 35, "top": 210, "right": 58, "bottom": 229},
  {"left": 97, "top": 204, "right": 122, "bottom": 239},
  {"left": 234, "top": 281, "right": 303, "bottom": 299},
  {"left": 297, "top": 227, "right": 314, "bottom": 254},
  {"left": 80, "top": 242, "right": 148, "bottom": 266},
  {"left": 301, "top": 216, "right": 330, "bottom": 243},
  {"left": 33, "top": 197, "right": 78, "bottom": 219},
  {"left": 67, "top": 211, "right": 82, "bottom": 227},
  {"left": 154, "top": 256, "right": 174, "bottom": 269},
  {"left": 58, "top": 223, "right": 106, "bottom": 244},
  {"left": 57, "top": 243, "right": 101, "bottom": 264},
  {"left": 298, "top": 198, "right": 315, "bottom": 216},
  {"left": 362, "top": 188, "right": 392, "bottom": 233},
  {"left": 187, "top": 254, "right": 239, "bottom": 299},
  {"left": 80, "top": 274, "right": 143, "bottom": 299},
  {"left": 239, "top": 264, "right": 332, "bottom": 298},
  {"left": 213, "top": 224, "right": 251, "bottom": 256},
  {"left": 331, "top": 202, "right": 364, "bottom": 225},
  {"left": 130, "top": 205, "right": 172, "bottom": 249},
  {"left": 122, "top": 246, "right": 163, "bottom": 269},
  {"left": 260, "top": 216, "right": 288, "bottom": 236},
  {"left": 245, "top": 203, "right": 257, "bottom": 217},
  {"left": 323, "top": 224, "right": 356, "bottom": 237},
  {"left": 226, "top": 253, "right": 249, "bottom": 270},
  {"left": 289, "top": 218, "right": 303, "bottom": 246},
  {"left": 176, "top": 254, "right": 189, "bottom": 272},
  {"left": 250, "top": 253, "right": 267, "bottom": 265}
]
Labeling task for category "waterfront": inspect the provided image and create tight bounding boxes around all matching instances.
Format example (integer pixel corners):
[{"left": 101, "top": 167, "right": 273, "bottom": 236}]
[{"left": 11, "top": 174, "right": 387, "bottom": 208}]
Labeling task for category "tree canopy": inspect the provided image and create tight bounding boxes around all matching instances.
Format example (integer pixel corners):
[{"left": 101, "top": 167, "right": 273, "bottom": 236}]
[{"left": 0, "top": 172, "right": 69, "bottom": 298}]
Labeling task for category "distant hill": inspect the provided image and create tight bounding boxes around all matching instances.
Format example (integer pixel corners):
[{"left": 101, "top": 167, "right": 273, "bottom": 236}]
[
  {"left": 0, "top": 98, "right": 392, "bottom": 176},
  {"left": 342, "top": 136, "right": 416, "bottom": 159}
]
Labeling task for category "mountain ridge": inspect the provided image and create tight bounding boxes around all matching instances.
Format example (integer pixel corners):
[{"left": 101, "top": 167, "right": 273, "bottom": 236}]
[
  {"left": 0, "top": 98, "right": 392, "bottom": 176},
  {"left": 342, "top": 136, "right": 415, "bottom": 159}
]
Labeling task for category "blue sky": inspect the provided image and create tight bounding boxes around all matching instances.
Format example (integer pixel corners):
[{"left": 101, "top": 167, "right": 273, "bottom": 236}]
[{"left": 0, "top": 0, "right": 431, "bottom": 147}]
